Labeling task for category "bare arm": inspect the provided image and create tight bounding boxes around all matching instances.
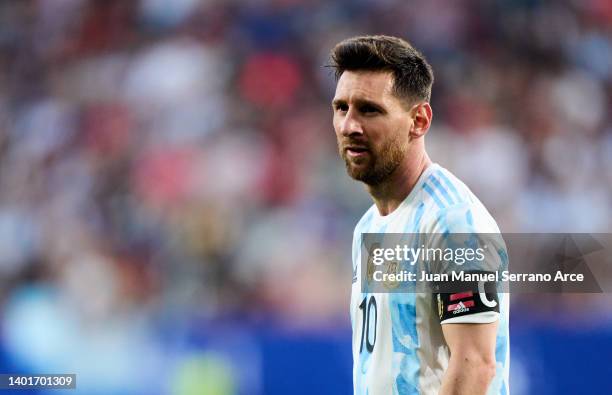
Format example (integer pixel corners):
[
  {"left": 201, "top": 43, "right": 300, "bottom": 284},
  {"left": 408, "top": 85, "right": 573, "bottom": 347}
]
[{"left": 439, "top": 321, "right": 498, "bottom": 395}]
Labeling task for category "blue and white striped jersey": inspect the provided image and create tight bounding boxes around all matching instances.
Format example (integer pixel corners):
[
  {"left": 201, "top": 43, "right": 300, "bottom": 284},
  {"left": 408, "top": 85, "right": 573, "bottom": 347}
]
[{"left": 350, "top": 163, "right": 510, "bottom": 395}]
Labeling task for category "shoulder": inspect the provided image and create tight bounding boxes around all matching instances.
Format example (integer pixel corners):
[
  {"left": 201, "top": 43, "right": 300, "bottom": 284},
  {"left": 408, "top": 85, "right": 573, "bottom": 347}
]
[
  {"left": 421, "top": 164, "right": 474, "bottom": 209},
  {"left": 430, "top": 202, "right": 500, "bottom": 234},
  {"left": 353, "top": 204, "right": 377, "bottom": 238},
  {"left": 419, "top": 165, "right": 500, "bottom": 234},
  {"left": 351, "top": 205, "right": 377, "bottom": 264}
]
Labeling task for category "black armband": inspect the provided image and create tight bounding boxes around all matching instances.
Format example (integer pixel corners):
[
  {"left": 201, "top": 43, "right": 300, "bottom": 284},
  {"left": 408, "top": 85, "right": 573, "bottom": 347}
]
[{"left": 433, "top": 270, "right": 500, "bottom": 323}]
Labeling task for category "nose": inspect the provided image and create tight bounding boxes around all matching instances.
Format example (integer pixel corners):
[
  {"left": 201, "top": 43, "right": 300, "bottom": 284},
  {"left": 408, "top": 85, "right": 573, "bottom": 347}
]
[{"left": 338, "top": 109, "right": 363, "bottom": 137}]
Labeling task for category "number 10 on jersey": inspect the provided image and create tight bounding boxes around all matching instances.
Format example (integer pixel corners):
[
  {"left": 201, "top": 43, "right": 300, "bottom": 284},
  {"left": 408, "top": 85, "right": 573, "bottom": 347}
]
[{"left": 359, "top": 295, "right": 377, "bottom": 353}]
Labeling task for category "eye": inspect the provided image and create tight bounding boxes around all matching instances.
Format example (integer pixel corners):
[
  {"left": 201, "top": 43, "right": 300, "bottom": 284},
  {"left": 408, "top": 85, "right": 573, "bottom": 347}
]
[
  {"left": 360, "top": 104, "right": 380, "bottom": 114},
  {"left": 334, "top": 103, "right": 348, "bottom": 112}
]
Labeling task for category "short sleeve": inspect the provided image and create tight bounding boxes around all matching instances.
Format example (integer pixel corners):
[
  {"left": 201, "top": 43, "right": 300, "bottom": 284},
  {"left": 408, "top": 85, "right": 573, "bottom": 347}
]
[{"left": 426, "top": 204, "right": 506, "bottom": 324}]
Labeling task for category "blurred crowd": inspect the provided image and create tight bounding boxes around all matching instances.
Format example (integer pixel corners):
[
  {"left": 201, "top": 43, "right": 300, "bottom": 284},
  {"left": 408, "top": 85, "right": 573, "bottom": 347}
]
[{"left": 0, "top": 0, "right": 610, "bottom": 394}]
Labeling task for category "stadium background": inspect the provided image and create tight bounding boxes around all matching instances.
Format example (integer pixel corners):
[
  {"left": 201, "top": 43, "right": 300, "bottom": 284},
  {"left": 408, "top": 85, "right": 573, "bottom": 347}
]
[{"left": 0, "top": 0, "right": 611, "bottom": 394}]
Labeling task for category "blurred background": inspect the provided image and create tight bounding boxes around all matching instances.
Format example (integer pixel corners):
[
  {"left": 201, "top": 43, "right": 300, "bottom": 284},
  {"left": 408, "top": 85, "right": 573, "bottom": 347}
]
[{"left": 0, "top": 0, "right": 611, "bottom": 394}]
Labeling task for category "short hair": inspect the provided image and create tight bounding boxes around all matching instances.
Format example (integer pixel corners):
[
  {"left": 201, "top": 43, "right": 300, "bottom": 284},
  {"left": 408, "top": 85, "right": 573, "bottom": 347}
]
[{"left": 329, "top": 35, "right": 434, "bottom": 104}]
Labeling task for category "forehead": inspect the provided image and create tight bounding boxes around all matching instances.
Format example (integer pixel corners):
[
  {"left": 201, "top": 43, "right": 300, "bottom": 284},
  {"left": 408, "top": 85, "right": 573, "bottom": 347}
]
[{"left": 334, "top": 70, "right": 395, "bottom": 103}]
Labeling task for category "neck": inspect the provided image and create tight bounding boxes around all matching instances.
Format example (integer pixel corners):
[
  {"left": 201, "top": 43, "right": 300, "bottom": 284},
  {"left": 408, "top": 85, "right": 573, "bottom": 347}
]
[{"left": 367, "top": 151, "right": 431, "bottom": 216}]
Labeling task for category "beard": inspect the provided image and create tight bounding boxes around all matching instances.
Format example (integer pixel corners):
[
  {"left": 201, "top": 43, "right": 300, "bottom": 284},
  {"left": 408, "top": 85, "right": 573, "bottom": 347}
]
[{"left": 340, "top": 136, "right": 405, "bottom": 186}]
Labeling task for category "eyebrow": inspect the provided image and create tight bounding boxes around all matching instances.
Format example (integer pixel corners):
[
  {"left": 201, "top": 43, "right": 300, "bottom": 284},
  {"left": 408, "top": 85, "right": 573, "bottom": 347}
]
[{"left": 331, "top": 98, "right": 384, "bottom": 108}]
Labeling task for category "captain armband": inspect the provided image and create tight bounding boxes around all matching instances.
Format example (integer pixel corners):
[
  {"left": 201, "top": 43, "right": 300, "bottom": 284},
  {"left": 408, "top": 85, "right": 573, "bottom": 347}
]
[{"left": 433, "top": 270, "right": 500, "bottom": 324}]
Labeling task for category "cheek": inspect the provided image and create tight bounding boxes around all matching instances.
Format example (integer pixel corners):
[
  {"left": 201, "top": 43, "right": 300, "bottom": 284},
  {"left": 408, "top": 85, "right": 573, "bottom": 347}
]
[
  {"left": 369, "top": 122, "right": 405, "bottom": 150},
  {"left": 332, "top": 115, "right": 341, "bottom": 135},
  {"left": 391, "top": 119, "right": 411, "bottom": 142}
]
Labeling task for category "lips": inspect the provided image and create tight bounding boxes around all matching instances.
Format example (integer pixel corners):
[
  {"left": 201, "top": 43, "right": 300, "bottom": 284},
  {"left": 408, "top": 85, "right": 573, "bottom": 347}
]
[{"left": 344, "top": 145, "right": 370, "bottom": 158}]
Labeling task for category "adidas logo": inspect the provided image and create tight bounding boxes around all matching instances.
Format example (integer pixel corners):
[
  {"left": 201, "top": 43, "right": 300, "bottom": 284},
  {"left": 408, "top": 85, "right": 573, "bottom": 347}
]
[{"left": 452, "top": 301, "right": 470, "bottom": 314}]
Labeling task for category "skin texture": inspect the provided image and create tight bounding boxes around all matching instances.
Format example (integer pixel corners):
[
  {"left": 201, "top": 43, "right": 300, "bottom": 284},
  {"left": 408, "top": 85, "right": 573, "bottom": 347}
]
[
  {"left": 440, "top": 322, "right": 498, "bottom": 395},
  {"left": 332, "top": 70, "right": 432, "bottom": 216},
  {"left": 333, "top": 70, "right": 498, "bottom": 394}
]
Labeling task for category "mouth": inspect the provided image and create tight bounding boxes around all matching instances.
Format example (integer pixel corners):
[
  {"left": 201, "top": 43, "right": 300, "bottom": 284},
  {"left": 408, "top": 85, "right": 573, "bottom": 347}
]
[{"left": 344, "top": 145, "right": 370, "bottom": 158}]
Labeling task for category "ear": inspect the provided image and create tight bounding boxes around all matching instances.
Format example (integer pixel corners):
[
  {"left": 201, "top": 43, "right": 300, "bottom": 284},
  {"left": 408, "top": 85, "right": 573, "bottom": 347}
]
[{"left": 410, "top": 102, "right": 433, "bottom": 138}]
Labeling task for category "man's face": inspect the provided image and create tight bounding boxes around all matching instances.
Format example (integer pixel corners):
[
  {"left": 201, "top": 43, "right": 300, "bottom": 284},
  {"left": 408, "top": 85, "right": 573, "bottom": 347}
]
[{"left": 332, "top": 70, "right": 413, "bottom": 185}]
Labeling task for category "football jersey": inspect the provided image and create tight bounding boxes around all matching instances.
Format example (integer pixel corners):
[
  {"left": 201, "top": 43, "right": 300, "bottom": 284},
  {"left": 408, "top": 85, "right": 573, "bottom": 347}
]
[{"left": 350, "top": 163, "right": 510, "bottom": 395}]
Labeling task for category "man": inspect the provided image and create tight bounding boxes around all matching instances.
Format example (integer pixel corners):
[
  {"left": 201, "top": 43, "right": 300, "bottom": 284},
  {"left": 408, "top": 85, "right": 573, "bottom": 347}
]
[{"left": 330, "top": 35, "right": 509, "bottom": 395}]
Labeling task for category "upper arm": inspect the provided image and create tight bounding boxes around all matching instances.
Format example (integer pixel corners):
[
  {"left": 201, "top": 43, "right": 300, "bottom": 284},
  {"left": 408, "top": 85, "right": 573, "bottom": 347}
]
[{"left": 442, "top": 321, "right": 498, "bottom": 365}]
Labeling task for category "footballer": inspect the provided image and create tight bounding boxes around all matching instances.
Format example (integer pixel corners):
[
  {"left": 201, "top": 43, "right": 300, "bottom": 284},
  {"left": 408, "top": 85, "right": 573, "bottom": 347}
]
[{"left": 330, "top": 35, "right": 509, "bottom": 395}]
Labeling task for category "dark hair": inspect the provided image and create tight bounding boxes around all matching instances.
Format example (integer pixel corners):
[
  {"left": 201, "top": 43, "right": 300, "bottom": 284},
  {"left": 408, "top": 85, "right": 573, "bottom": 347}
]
[{"left": 330, "top": 35, "right": 434, "bottom": 104}]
